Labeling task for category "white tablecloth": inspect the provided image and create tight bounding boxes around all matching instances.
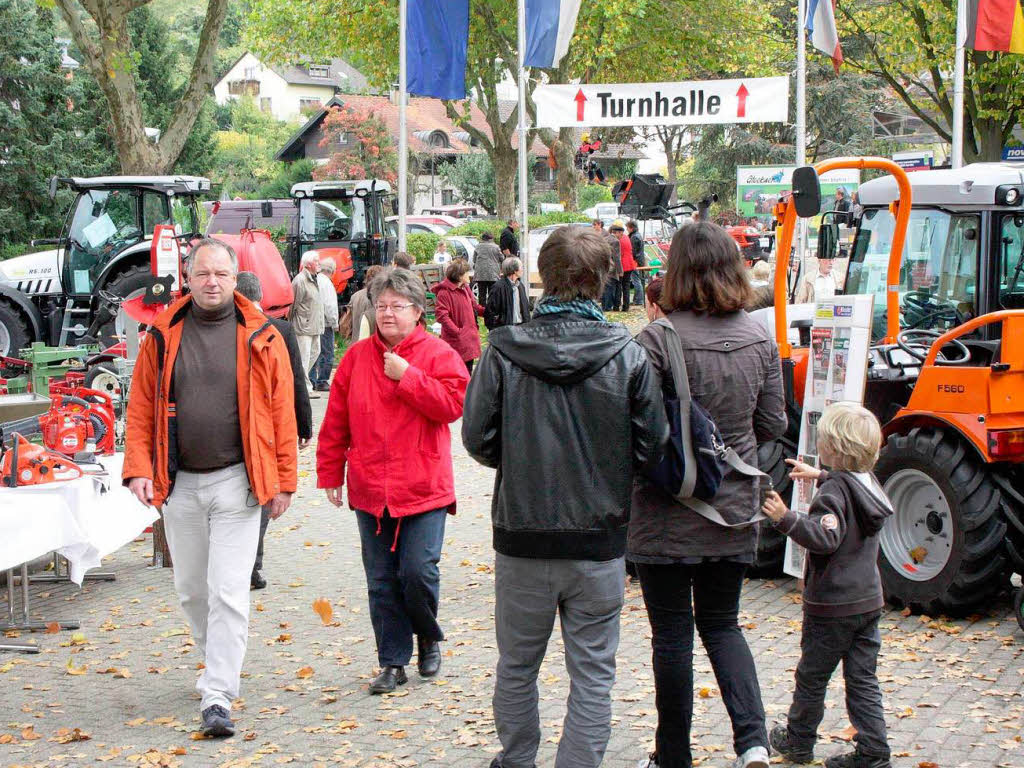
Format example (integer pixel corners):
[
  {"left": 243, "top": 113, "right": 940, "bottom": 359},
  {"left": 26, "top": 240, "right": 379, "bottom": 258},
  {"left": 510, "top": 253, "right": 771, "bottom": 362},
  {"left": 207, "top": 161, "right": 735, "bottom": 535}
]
[{"left": 0, "top": 453, "right": 157, "bottom": 584}]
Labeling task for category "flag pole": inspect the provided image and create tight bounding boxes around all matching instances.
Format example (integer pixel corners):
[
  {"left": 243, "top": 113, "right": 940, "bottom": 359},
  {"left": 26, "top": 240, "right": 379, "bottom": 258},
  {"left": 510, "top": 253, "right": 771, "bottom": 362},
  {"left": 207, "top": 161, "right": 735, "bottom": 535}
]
[
  {"left": 796, "top": 0, "right": 808, "bottom": 264},
  {"left": 517, "top": 0, "right": 530, "bottom": 290},
  {"left": 952, "top": 0, "right": 966, "bottom": 169},
  {"left": 398, "top": 0, "right": 409, "bottom": 252}
]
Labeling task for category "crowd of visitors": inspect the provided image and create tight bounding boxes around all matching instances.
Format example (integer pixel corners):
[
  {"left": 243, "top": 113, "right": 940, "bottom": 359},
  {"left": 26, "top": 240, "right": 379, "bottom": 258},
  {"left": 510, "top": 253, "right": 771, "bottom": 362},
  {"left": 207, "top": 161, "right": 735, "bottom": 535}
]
[{"left": 123, "top": 221, "right": 893, "bottom": 768}]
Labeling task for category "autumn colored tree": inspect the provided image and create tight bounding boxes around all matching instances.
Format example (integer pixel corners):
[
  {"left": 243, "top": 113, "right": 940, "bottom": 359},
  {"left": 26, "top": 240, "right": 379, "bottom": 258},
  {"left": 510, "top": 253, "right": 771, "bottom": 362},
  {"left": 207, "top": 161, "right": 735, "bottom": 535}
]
[{"left": 312, "top": 107, "right": 398, "bottom": 184}]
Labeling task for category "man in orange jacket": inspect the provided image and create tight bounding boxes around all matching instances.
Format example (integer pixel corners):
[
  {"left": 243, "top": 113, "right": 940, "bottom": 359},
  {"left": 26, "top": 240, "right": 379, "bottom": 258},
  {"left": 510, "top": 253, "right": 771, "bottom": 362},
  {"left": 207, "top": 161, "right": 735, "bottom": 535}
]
[{"left": 123, "top": 239, "right": 298, "bottom": 738}]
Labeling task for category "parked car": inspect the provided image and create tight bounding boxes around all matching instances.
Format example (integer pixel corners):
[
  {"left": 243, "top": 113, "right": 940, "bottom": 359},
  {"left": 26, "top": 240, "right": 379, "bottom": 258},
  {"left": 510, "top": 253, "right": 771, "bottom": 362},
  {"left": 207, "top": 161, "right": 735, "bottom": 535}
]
[{"left": 421, "top": 205, "right": 479, "bottom": 220}]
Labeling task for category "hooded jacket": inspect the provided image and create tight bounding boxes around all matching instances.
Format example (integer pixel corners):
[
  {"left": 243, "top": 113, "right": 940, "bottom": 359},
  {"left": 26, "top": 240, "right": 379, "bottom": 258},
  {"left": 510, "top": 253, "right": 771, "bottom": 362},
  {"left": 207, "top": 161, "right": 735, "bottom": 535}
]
[
  {"left": 123, "top": 293, "right": 298, "bottom": 509},
  {"left": 773, "top": 470, "right": 893, "bottom": 617},
  {"left": 462, "top": 310, "right": 668, "bottom": 560}
]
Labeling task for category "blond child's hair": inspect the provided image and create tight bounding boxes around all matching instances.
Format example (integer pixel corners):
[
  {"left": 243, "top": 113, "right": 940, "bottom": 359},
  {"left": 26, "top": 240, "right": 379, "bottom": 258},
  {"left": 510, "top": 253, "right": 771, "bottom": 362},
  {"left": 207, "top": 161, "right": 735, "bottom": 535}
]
[{"left": 817, "top": 402, "right": 882, "bottom": 472}]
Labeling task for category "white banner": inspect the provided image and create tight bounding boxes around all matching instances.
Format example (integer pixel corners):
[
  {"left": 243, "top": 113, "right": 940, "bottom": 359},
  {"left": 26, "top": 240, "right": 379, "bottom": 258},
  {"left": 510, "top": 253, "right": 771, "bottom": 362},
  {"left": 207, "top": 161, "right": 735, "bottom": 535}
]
[{"left": 534, "top": 77, "right": 790, "bottom": 129}]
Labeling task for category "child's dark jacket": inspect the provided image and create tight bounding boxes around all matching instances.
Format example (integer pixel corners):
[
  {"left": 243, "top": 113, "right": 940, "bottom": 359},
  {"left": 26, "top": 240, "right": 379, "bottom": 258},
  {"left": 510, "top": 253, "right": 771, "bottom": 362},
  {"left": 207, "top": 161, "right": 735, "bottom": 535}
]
[{"left": 774, "top": 471, "right": 893, "bottom": 618}]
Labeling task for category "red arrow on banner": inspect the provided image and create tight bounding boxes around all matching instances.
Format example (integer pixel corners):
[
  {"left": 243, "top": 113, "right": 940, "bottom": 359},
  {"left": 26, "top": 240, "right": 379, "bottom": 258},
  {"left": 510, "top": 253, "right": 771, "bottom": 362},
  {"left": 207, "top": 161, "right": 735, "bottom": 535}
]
[
  {"left": 574, "top": 89, "right": 587, "bottom": 121},
  {"left": 736, "top": 83, "right": 749, "bottom": 118}
]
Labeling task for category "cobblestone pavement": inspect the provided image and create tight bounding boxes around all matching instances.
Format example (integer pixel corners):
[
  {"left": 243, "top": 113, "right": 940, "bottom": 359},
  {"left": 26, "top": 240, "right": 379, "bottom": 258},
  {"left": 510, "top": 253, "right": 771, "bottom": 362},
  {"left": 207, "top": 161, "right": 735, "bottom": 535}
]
[{"left": 2, "top": 319, "right": 1023, "bottom": 768}]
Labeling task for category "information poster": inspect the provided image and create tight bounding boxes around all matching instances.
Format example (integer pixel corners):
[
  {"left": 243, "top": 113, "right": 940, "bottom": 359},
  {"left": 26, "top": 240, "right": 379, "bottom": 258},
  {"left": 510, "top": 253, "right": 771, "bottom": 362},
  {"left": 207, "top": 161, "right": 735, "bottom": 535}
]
[{"left": 783, "top": 294, "right": 875, "bottom": 578}]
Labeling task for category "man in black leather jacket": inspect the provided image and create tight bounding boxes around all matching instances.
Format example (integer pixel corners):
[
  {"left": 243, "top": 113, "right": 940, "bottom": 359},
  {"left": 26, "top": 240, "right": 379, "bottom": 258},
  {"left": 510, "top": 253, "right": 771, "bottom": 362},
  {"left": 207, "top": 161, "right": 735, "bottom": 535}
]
[{"left": 463, "top": 226, "right": 667, "bottom": 768}]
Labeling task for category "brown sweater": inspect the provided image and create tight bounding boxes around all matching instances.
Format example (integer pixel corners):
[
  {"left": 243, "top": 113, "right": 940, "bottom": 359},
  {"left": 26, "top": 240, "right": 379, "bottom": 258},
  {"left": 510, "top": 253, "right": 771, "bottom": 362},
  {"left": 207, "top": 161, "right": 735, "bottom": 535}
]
[{"left": 172, "top": 301, "right": 244, "bottom": 472}]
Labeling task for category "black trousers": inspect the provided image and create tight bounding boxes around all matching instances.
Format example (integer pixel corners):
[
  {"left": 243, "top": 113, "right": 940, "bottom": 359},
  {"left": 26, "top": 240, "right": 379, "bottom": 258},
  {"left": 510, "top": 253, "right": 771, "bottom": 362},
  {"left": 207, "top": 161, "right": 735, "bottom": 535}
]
[
  {"left": 475, "top": 280, "right": 495, "bottom": 306},
  {"left": 786, "top": 610, "right": 890, "bottom": 759},
  {"left": 637, "top": 562, "right": 767, "bottom": 768},
  {"left": 620, "top": 271, "right": 634, "bottom": 312}
]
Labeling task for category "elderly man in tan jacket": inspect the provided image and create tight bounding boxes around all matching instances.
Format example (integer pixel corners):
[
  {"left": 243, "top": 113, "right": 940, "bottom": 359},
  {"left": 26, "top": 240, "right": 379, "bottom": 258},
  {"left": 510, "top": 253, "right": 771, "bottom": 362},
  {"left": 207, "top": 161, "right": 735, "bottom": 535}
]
[{"left": 289, "top": 251, "right": 324, "bottom": 395}]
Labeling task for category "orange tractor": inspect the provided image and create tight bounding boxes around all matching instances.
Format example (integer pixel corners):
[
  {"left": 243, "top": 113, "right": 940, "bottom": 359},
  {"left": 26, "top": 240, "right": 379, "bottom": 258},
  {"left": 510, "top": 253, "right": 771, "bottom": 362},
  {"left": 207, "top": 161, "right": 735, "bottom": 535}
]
[{"left": 755, "top": 158, "right": 1024, "bottom": 617}]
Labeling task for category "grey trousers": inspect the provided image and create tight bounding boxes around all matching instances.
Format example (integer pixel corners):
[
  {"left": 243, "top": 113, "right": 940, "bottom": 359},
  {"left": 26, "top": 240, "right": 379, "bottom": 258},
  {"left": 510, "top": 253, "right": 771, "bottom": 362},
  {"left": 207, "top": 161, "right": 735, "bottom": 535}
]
[{"left": 493, "top": 553, "right": 625, "bottom": 768}]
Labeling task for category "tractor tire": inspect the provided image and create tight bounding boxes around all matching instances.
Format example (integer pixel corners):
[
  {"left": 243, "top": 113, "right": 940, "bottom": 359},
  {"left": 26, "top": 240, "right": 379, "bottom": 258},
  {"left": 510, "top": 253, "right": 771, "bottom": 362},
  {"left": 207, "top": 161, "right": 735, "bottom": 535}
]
[
  {"left": 750, "top": 438, "right": 795, "bottom": 576},
  {"left": 0, "top": 300, "right": 31, "bottom": 363},
  {"left": 84, "top": 363, "right": 119, "bottom": 399},
  {"left": 98, "top": 264, "right": 153, "bottom": 347},
  {"left": 993, "top": 469, "right": 1024, "bottom": 576},
  {"left": 875, "top": 427, "right": 1009, "bottom": 616}
]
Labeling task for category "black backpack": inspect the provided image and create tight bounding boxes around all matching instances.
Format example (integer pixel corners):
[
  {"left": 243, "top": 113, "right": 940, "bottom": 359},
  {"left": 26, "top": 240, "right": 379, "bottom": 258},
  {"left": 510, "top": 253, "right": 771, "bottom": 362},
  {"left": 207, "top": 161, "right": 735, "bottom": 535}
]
[{"left": 643, "top": 318, "right": 771, "bottom": 527}]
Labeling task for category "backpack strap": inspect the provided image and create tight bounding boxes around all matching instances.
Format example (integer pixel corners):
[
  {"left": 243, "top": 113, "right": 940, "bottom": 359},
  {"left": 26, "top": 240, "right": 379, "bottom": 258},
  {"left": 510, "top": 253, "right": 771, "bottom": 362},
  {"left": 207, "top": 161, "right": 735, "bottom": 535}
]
[
  {"left": 652, "top": 318, "right": 770, "bottom": 529},
  {"left": 651, "top": 318, "right": 697, "bottom": 499}
]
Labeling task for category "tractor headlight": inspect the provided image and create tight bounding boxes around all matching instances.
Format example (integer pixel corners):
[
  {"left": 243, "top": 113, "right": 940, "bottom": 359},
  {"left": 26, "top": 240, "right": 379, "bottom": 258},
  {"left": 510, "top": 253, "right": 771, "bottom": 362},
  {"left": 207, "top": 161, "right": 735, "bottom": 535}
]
[{"left": 996, "top": 185, "right": 1022, "bottom": 206}]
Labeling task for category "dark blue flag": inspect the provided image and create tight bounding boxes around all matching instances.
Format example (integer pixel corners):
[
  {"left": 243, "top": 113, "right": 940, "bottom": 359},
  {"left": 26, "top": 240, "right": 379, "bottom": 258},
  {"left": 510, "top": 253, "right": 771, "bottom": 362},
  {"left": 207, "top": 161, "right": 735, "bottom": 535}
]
[{"left": 407, "top": 0, "right": 469, "bottom": 100}]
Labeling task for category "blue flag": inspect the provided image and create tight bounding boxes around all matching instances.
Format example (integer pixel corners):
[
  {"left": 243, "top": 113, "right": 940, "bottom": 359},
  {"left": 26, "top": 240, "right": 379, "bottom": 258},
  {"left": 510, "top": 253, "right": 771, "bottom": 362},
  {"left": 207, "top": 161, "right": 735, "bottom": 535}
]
[
  {"left": 407, "top": 0, "right": 469, "bottom": 100},
  {"left": 525, "top": 0, "right": 583, "bottom": 68}
]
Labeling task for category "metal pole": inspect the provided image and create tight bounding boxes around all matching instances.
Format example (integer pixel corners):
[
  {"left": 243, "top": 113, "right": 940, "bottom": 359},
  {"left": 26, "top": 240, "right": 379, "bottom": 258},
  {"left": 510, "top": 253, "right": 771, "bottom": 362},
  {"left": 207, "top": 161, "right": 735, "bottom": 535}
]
[
  {"left": 398, "top": 0, "right": 409, "bottom": 252},
  {"left": 796, "top": 0, "right": 809, "bottom": 267},
  {"left": 952, "top": 0, "right": 966, "bottom": 169},
  {"left": 517, "top": 0, "right": 530, "bottom": 290}
]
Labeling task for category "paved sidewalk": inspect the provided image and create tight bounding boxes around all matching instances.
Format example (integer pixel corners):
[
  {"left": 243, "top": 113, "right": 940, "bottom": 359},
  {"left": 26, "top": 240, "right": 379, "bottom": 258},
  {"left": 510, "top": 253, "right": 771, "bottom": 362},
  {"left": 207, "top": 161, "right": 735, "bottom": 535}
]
[{"left": 2, "top": 393, "right": 1023, "bottom": 768}]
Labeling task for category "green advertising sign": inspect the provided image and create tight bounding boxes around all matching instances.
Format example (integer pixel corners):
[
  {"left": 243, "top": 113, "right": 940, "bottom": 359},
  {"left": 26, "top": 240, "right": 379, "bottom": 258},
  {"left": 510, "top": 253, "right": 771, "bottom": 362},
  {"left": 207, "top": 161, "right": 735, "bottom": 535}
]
[{"left": 736, "top": 166, "right": 860, "bottom": 219}]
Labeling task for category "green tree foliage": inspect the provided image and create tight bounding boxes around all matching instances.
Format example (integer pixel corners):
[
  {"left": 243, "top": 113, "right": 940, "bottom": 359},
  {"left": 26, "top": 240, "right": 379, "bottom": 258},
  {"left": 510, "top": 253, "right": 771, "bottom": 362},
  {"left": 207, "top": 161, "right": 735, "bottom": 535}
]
[
  {"left": 207, "top": 96, "right": 298, "bottom": 197},
  {"left": 838, "top": 0, "right": 1024, "bottom": 161},
  {"left": 439, "top": 154, "right": 497, "bottom": 214},
  {"left": 257, "top": 158, "right": 316, "bottom": 199},
  {"left": 0, "top": 0, "right": 114, "bottom": 257}
]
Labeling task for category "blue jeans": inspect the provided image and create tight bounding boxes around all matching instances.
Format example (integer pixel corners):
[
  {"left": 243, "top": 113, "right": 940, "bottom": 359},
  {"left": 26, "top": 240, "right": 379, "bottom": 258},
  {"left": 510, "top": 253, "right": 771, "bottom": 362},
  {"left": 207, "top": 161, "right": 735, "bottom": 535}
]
[
  {"left": 601, "top": 280, "right": 620, "bottom": 311},
  {"left": 357, "top": 508, "right": 447, "bottom": 667},
  {"left": 312, "top": 327, "right": 335, "bottom": 387},
  {"left": 631, "top": 270, "right": 645, "bottom": 305}
]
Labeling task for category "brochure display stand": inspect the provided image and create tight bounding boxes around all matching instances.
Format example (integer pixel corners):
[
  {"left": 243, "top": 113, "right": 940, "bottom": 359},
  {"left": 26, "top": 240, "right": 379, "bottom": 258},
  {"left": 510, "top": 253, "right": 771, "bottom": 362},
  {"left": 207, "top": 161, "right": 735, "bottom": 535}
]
[{"left": 784, "top": 294, "right": 875, "bottom": 578}]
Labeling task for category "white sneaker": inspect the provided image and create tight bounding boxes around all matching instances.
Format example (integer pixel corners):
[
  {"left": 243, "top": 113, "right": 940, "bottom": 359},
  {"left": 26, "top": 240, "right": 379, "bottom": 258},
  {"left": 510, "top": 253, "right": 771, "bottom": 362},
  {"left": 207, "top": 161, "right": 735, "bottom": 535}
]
[
  {"left": 635, "top": 756, "right": 658, "bottom": 768},
  {"left": 734, "top": 745, "right": 769, "bottom": 768}
]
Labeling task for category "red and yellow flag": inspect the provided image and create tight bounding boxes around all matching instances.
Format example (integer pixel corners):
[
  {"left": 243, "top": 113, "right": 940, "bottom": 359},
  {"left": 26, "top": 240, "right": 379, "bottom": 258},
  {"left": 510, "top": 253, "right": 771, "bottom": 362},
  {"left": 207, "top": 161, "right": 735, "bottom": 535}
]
[{"left": 968, "top": 0, "right": 1024, "bottom": 54}]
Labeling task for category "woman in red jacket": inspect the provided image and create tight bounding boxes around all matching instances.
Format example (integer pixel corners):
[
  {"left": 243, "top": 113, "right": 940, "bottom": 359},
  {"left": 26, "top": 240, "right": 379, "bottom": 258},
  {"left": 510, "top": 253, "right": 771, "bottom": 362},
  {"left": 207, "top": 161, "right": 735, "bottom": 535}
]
[
  {"left": 433, "top": 259, "right": 485, "bottom": 373},
  {"left": 317, "top": 268, "right": 470, "bottom": 694}
]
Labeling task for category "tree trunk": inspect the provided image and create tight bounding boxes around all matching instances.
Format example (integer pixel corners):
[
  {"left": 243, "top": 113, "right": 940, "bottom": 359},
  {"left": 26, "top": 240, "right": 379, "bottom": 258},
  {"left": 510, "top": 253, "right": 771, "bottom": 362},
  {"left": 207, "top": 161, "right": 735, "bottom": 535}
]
[
  {"left": 55, "top": 0, "right": 229, "bottom": 175},
  {"left": 493, "top": 147, "right": 518, "bottom": 220},
  {"left": 662, "top": 136, "right": 680, "bottom": 205},
  {"left": 555, "top": 127, "right": 579, "bottom": 210}
]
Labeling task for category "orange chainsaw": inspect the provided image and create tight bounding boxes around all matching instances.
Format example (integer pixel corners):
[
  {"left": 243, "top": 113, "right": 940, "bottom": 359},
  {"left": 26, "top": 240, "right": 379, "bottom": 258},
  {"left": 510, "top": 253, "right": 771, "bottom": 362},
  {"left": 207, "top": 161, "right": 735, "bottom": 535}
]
[{"left": 1, "top": 433, "right": 83, "bottom": 488}]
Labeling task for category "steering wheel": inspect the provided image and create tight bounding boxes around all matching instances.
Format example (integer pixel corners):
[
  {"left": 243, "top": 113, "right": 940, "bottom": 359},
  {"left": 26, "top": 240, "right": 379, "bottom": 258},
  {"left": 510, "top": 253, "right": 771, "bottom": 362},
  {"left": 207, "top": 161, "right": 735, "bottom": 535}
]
[
  {"left": 328, "top": 217, "right": 350, "bottom": 241},
  {"left": 896, "top": 328, "right": 971, "bottom": 366},
  {"left": 901, "top": 290, "right": 964, "bottom": 330}
]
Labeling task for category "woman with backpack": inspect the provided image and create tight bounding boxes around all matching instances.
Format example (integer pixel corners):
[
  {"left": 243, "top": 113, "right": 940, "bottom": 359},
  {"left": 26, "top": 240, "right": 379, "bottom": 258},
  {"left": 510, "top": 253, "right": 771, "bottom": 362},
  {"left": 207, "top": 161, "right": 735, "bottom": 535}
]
[{"left": 629, "top": 222, "right": 787, "bottom": 768}]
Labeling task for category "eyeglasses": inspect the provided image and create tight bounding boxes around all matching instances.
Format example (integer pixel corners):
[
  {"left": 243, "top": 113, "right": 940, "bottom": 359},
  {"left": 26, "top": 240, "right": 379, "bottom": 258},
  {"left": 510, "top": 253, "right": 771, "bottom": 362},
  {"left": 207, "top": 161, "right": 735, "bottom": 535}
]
[{"left": 375, "top": 302, "right": 416, "bottom": 314}]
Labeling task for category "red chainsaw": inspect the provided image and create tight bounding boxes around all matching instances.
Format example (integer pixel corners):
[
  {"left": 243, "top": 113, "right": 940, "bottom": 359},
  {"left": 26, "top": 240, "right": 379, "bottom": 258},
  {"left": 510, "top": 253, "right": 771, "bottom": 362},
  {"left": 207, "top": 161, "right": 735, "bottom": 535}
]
[
  {"left": 0, "top": 387, "right": 116, "bottom": 458},
  {"left": 1, "top": 433, "right": 83, "bottom": 487}
]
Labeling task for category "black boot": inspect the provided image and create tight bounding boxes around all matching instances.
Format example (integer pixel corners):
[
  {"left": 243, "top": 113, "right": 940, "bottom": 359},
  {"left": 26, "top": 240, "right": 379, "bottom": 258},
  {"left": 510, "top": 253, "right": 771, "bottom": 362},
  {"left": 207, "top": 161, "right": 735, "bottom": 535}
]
[
  {"left": 769, "top": 724, "right": 814, "bottom": 763},
  {"left": 250, "top": 570, "right": 266, "bottom": 590},
  {"left": 369, "top": 665, "right": 407, "bottom": 694},
  {"left": 417, "top": 637, "right": 441, "bottom": 677},
  {"left": 824, "top": 752, "right": 892, "bottom": 768}
]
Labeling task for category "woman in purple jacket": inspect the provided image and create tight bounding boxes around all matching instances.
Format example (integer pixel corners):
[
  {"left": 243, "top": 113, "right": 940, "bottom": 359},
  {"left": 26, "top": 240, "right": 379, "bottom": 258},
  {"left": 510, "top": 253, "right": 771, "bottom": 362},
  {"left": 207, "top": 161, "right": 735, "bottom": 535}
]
[{"left": 434, "top": 259, "right": 485, "bottom": 373}]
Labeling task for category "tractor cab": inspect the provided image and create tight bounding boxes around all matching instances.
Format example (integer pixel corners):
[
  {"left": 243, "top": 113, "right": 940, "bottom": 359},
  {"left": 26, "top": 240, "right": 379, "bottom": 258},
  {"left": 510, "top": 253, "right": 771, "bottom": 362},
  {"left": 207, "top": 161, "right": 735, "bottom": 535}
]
[
  {"left": 52, "top": 176, "right": 208, "bottom": 299},
  {"left": 289, "top": 180, "right": 398, "bottom": 300}
]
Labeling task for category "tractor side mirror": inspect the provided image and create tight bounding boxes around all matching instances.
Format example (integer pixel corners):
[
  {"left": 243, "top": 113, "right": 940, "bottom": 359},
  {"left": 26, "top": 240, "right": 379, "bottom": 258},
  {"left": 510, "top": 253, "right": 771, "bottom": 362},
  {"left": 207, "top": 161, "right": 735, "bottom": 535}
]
[
  {"left": 392, "top": 197, "right": 399, "bottom": 216},
  {"left": 791, "top": 166, "right": 821, "bottom": 218},
  {"left": 261, "top": 201, "right": 273, "bottom": 218},
  {"left": 48, "top": 175, "right": 60, "bottom": 201},
  {"left": 817, "top": 218, "right": 839, "bottom": 262}
]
